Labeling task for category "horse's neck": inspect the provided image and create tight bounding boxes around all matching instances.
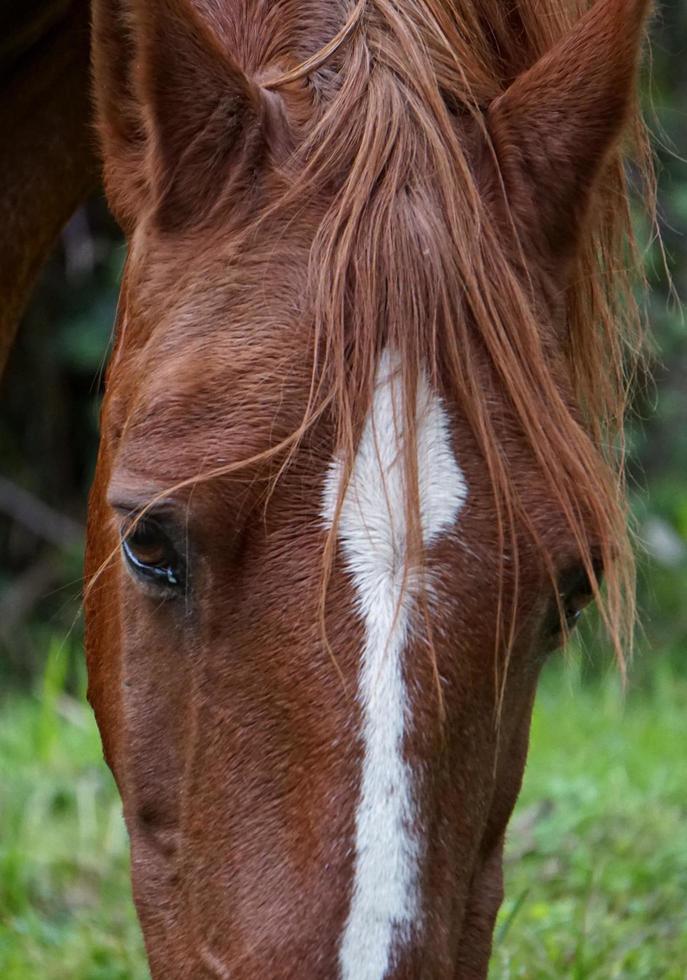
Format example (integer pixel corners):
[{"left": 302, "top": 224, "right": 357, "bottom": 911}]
[{"left": 0, "top": 0, "right": 97, "bottom": 376}]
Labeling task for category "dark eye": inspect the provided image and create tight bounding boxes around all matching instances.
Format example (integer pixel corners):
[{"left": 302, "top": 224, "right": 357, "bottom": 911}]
[
  {"left": 121, "top": 517, "right": 185, "bottom": 592},
  {"left": 546, "top": 557, "right": 603, "bottom": 642},
  {"left": 560, "top": 569, "right": 594, "bottom": 630}
]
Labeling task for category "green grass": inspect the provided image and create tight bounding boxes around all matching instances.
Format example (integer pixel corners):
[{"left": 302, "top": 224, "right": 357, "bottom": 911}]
[
  {"left": 492, "top": 662, "right": 687, "bottom": 978},
  {"left": 1, "top": 649, "right": 685, "bottom": 978},
  {"left": 0, "top": 643, "right": 146, "bottom": 980}
]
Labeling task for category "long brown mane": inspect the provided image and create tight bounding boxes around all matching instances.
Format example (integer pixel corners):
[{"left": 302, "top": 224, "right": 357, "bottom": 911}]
[{"left": 259, "top": 0, "right": 654, "bottom": 678}]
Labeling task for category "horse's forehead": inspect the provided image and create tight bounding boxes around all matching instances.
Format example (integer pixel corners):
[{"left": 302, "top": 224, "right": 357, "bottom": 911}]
[{"left": 122, "top": 288, "right": 308, "bottom": 396}]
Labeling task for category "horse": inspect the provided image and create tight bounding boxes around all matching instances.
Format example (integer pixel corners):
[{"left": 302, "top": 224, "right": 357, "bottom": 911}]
[
  {"left": 4, "top": 0, "right": 654, "bottom": 975},
  {"left": 0, "top": 0, "right": 96, "bottom": 373}
]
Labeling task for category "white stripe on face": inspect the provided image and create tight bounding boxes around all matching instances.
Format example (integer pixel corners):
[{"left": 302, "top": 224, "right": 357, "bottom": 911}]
[{"left": 322, "top": 349, "right": 468, "bottom": 980}]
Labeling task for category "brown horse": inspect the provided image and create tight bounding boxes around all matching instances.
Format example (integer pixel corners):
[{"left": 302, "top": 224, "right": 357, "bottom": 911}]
[{"left": 12, "top": 0, "right": 655, "bottom": 975}]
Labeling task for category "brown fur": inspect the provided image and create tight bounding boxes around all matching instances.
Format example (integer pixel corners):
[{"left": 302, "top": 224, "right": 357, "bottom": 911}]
[
  {"left": 0, "top": 0, "right": 97, "bottom": 374},
  {"left": 85, "top": 1, "right": 653, "bottom": 975}
]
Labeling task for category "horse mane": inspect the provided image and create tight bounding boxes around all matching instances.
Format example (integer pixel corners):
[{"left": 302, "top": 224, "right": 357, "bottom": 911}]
[{"left": 254, "top": 0, "right": 653, "bottom": 682}]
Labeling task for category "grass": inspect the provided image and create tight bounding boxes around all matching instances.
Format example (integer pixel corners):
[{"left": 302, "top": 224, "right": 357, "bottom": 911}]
[
  {"left": 492, "top": 660, "right": 687, "bottom": 978},
  {"left": 0, "top": 642, "right": 146, "bottom": 980},
  {"left": 1, "top": 646, "right": 685, "bottom": 978}
]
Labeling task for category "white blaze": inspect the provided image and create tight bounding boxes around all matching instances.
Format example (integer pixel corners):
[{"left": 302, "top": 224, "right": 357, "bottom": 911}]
[{"left": 322, "top": 349, "right": 468, "bottom": 980}]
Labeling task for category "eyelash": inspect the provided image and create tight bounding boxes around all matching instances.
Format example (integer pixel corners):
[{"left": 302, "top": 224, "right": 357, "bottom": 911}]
[
  {"left": 120, "top": 518, "right": 186, "bottom": 593},
  {"left": 547, "top": 562, "right": 600, "bottom": 640}
]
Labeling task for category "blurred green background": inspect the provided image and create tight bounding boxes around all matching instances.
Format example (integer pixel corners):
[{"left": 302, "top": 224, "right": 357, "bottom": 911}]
[{"left": 1, "top": 3, "right": 686, "bottom": 978}]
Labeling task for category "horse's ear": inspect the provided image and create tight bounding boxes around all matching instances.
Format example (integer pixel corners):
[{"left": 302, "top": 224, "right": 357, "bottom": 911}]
[
  {"left": 93, "top": 0, "right": 266, "bottom": 232},
  {"left": 92, "top": 1, "right": 149, "bottom": 231},
  {"left": 133, "top": 0, "right": 265, "bottom": 231},
  {"left": 487, "top": 0, "right": 651, "bottom": 264}
]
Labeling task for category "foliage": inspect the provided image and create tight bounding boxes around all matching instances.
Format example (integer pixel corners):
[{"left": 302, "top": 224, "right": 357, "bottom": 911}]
[
  {"left": 0, "top": 641, "right": 147, "bottom": 980},
  {"left": 491, "top": 661, "right": 687, "bottom": 978},
  {"left": 0, "top": 199, "right": 122, "bottom": 686}
]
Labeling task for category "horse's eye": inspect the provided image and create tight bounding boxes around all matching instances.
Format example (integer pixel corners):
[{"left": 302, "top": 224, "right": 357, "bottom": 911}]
[
  {"left": 560, "top": 572, "right": 593, "bottom": 630},
  {"left": 121, "top": 518, "right": 185, "bottom": 591},
  {"left": 546, "top": 558, "right": 603, "bottom": 642}
]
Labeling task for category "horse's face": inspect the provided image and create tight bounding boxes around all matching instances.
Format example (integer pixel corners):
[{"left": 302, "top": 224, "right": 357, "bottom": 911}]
[
  {"left": 89, "top": 229, "right": 563, "bottom": 976},
  {"left": 87, "top": 1, "right": 647, "bottom": 976}
]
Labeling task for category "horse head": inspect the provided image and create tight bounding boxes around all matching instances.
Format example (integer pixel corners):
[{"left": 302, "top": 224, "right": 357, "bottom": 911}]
[{"left": 86, "top": 1, "right": 650, "bottom": 975}]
